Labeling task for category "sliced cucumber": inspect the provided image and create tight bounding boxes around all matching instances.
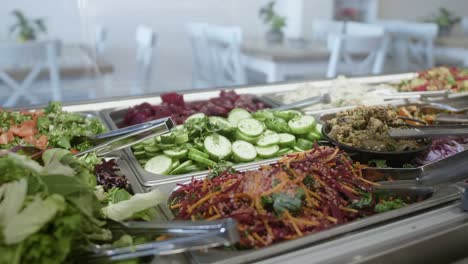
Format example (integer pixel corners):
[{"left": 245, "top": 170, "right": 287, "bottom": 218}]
[
  {"left": 288, "top": 115, "right": 316, "bottom": 134},
  {"left": 277, "top": 148, "right": 292, "bottom": 156},
  {"left": 183, "top": 164, "right": 201, "bottom": 173},
  {"left": 175, "top": 133, "right": 189, "bottom": 144},
  {"left": 204, "top": 134, "right": 232, "bottom": 160},
  {"left": 163, "top": 148, "right": 188, "bottom": 159},
  {"left": 252, "top": 110, "right": 275, "bottom": 121},
  {"left": 144, "top": 155, "right": 173, "bottom": 175},
  {"left": 278, "top": 133, "right": 296, "bottom": 147},
  {"left": 293, "top": 146, "right": 305, "bottom": 152},
  {"left": 186, "top": 113, "right": 206, "bottom": 122},
  {"left": 188, "top": 152, "right": 217, "bottom": 167},
  {"left": 142, "top": 138, "right": 156, "bottom": 145},
  {"left": 265, "top": 118, "right": 290, "bottom": 133},
  {"left": 133, "top": 144, "right": 144, "bottom": 151},
  {"left": 160, "top": 133, "right": 176, "bottom": 144},
  {"left": 169, "top": 160, "right": 193, "bottom": 175},
  {"left": 305, "top": 131, "right": 322, "bottom": 142},
  {"left": 188, "top": 148, "right": 209, "bottom": 159},
  {"left": 274, "top": 110, "right": 302, "bottom": 121},
  {"left": 235, "top": 130, "right": 259, "bottom": 144},
  {"left": 257, "top": 130, "right": 280, "bottom": 147},
  {"left": 171, "top": 160, "right": 180, "bottom": 170},
  {"left": 194, "top": 138, "right": 204, "bottom": 150},
  {"left": 157, "top": 143, "right": 176, "bottom": 150},
  {"left": 209, "top": 116, "right": 234, "bottom": 131},
  {"left": 228, "top": 108, "right": 252, "bottom": 126},
  {"left": 144, "top": 145, "right": 160, "bottom": 153},
  {"left": 232, "top": 140, "right": 257, "bottom": 162},
  {"left": 315, "top": 123, "right": 323, "bottom": 135},
  {"left": 133, "top": 150, "right": 147, "bottom": 157},
  {"left": 296, "top": 138, "right": 313, "bottom": 150},
  {"left": 255, "top": 145, "right": 280, "bottom": 158},
  {"left": 237, "top": 118, "right": 264, "bottom": 137}
]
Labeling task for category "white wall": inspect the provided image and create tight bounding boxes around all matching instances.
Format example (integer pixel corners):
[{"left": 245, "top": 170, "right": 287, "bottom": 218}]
[{"left": 377, "top": 0, "right": 468, "bottom": 21}]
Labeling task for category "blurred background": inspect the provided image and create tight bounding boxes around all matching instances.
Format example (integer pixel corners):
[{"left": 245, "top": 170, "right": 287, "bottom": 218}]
[{"left": 0, "top": 0, "right": 467, "bottom": 107}]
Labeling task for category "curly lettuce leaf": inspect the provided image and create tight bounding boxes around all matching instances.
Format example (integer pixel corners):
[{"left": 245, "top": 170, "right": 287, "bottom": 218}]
[
  {"left": 3, "top": 194, "right": 66, "bottom": 245},
  {"left": 102, "top": 189, "right": 164, "bottom": 221}
]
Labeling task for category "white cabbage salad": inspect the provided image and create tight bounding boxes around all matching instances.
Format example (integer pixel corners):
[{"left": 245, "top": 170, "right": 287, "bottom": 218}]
[{"left": 280, "top": 76, "right": 396, "bottom": 111}]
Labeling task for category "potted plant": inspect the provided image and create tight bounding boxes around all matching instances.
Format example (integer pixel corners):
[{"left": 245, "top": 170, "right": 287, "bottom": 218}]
[
  {"left": 9, "top": 10, "right": 47, "bottom": 42},
  {"left": 259, "top": 1, "right": 286, "bottom": 43},
  {"left": 427, "top": 7, "right": 461, "bottom": 36}
]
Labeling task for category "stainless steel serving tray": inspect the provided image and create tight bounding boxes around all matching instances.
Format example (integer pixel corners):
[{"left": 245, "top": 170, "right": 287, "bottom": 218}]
[
  {"left": 98, "top": 93, "right": 280, "bottom": 186},
  {"left": 147, "top": 163, "right": 462, "bottom": 264}
]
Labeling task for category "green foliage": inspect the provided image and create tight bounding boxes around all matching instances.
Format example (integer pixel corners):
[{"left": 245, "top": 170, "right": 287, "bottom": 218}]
[
  {"left": 428, "top": 7, "right": 461, "bottom": 27},
  {"left": 259, "top": 1, "right": 286, "bottom": 33},
  {"left": 9, "top": 10, "right": 47, "bottom": 42},
  {"left": 374, "top": 198, "right": 406, "bottom": 213}
]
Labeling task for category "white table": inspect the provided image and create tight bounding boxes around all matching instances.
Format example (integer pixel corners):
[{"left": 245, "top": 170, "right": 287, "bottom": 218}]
[
  {"left": 241, "top": 38, "right": 330, "bottom": 83},
  {"left": 434, "top": 36, "right": 468, "bottom": 67},
  {"left": 4, "top": 44, "right": 114, "bottom": 80}
]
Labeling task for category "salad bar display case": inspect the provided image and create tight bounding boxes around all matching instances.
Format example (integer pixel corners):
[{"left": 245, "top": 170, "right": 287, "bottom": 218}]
[{"left": 3, "top": 67, "right": 468, "bottom": 264}]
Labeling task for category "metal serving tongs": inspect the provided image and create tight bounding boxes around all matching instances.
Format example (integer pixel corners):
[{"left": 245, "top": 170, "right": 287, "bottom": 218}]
[
  {"left": 273, "top": 92, "right": 331, "bottom": 111},
  {"left": 388, "top": 124, "right": 468, "bottom": 139},
  {"left": 76, "top": 117, "right": 174, "bottom": 157},
  {"left": 379, "top": 90, "right": 450, "bottom": 101},
  {"left": 435, "top": 113, "right": 468, "bottom": 124},
  {"left": 79, "top": 218, "right": 239, "bottom": 262}
]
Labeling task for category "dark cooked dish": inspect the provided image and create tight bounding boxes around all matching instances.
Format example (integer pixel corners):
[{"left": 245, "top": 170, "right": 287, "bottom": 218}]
[{"left": 326, "top": 106, "right": 424, "bottom": 152}]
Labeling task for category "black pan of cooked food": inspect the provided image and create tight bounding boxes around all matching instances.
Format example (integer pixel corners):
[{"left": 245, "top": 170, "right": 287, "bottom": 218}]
[{"left": 322, "top": 106, "right": 432, "bottom": 166}]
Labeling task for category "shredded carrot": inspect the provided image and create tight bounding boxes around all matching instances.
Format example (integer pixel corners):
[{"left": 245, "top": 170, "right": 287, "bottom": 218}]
[
  {"left": 263, "top": 220, "right": 273, "bottom": 239},
  {"left": 326, "top": 216, "right": 338, "bottom": 223},
  {"left": 206, "top": 214, "right": 221, "bottom": 221},
  {"left": 252, "top": 232, "right": 267, "bottom": 246},
  {"left": 340, "top": 207, "right": 359, "bottom": 213},
  {"left": 292, "top": 218, "right": 320, "bottom": 226},
  {"left": 172, "top": 146, "right": 381, "bottom": 249},
  {"left": 187, "top": 191, "right": 221, "bottom": 213},
  {"left": 284, "top": 211, "right": 303, "bottom": 236},
  {"left": 170, "top": 203, "right": 182, "bottom": 209}
]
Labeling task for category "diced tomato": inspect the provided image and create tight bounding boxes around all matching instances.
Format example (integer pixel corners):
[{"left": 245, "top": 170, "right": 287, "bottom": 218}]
[
  {"left": 69, "top": 149, "right": 80, "bottom": 154},
  {"left": 34, "top": 135, "right": 48, "bottom": 149},
  {"left": 10, "top": 120, "right": 37, "bottom": 138},
  {"left": 0, "top": 131, "right": 14, "bottom": 145},
  {"left": 413, "top": 84, "right": 428, "bottom": 91}
]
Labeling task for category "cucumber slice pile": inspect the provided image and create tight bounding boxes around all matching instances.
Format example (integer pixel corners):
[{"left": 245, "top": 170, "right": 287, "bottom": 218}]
[{"left": 132, "top": 108, "right": 323, "bottom": 175}]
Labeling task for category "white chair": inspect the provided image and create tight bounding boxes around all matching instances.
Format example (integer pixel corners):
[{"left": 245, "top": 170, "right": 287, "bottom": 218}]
[
  {"left": 134, "top": 25, "right": 157, "bottom": 95},
  {"left": 462, "top": 17, "right": 468, "bottom": 36},
  {"left": 203, "top": 25, "right": 246, "bottom": 87},
  {"left": 95, "top": 25, "right": 107, "bottom": 58},
  {"left": 326, "top": 30, "right": 388, "bottom": 78},
  {"left": 187, "top": 23, "right": 214, "bottom": 89},
  {"left": 376, "top": 20, "right": 438, "bottom": 71},
  {"left": 345, "top": 21, "right": 386, "bottom": 36},
  {"left": 0, "top": 41, "right": 60, "bottom": 107},
  {"left": 311, "top": 19, "right": 345, "bottom": 43}
]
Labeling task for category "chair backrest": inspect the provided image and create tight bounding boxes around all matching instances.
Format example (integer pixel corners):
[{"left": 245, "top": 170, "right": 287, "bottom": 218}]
[
  {"left": 0, "top": 40, "right": 59, "bottom": 66},
  {"left": 204, "top": 25, "right": 246, "bottom": 87},
  {"left": 389, "top": 21, "right": 438, "bottom": 70},
  {"left": 345, "top": 21, "right": 385, "bottom": 36},
  {"left": 311, "top": 19, "right": 345, "bottom": 43},
  {"left": 187, "top": 23, "right": 214, "bottom": 89},
  {"left": 134, "top": 25, "right": 157, "bottom": 93},
  {"left": 95, "top": 25, "right": 107, "bottom": 58},
  {"left": 0, "top": 40, "right": 61, "bottom": 106},
  {"left": 326, "top": 32, "right": 387, "bottom": 78},
  {"left": 462, "top": 17, "right": 468, "bottom": 36}
]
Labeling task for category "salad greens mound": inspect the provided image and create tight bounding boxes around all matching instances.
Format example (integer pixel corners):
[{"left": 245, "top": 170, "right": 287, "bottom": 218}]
[{"left": 0, "top": 149, "right": 164, "bottom": 264}]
